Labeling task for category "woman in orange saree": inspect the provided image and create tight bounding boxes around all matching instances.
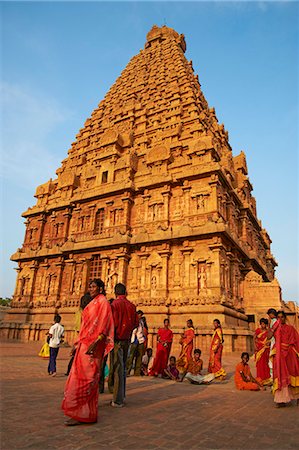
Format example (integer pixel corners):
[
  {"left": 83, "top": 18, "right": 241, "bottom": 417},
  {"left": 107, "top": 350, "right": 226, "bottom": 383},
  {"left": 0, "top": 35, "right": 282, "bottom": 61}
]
[
  {"left": 235, "top": 352, "right": 261, "bottom": 390},
  {"left": 208, "top": 319, "right": 226, "bottom": 379},
  {"left": 149, "top": 318, "right": 173, "bottom": 377},
  {"left": 254, "top": 318, "right": 271, "bottom": 385},
  {"left": 271, "top": 310, "right": 299, "bottom": 407},
  {"left": 177, "top": 319, "right": 195, "bottom": 372},
  {"left": 62, "top": 279, "right": 114, "bottom": 425}
]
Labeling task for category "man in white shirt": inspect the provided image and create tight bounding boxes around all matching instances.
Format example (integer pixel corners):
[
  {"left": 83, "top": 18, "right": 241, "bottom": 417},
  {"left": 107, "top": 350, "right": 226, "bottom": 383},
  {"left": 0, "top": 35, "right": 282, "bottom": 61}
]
[
  {"left": 126, "top": 310, "right": 147, "bottom": 376},
  {"left": 48, "top": 314, "right": 64, "bottom": 376}
]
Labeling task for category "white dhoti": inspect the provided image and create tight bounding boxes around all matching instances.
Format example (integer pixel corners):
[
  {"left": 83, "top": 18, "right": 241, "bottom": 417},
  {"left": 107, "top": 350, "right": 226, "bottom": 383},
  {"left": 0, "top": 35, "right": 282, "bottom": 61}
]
[{"left": 185, "top": 372, "right": 215, "bottom": 384}]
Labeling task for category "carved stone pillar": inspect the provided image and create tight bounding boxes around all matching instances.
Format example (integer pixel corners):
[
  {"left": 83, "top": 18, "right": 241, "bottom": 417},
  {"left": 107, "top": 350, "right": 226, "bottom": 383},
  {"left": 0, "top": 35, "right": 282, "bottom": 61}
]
[
  {"left": 116, "top": 252, "right": 130, "bottom": 284},
  {"left": 139, "top": 254, "right": 149, "bottom": 290},
  {"left": 82, "top": 258, "right": 91, "bottom": 292},
  {"left": 182, "top": 183, "right": 191, "bottom": 217},
  {"left": 101, "top": 257, "right": 110, "bottom": 285},
  {"left": 159, "top": 250, "right": 170, "bottom": 295},
  {"left": 122, "top": 193, "right": 133, "bottom": 227},
  {"left": 62, "top": 208, "right": 73, "bottom": 241},
  {"left": 29, "top": 261, "right": 39, "bottom": 302},
  {"left": 142, "top": 192, "right": 150, "bottom": 222},
  {"left": 54, "top": 258, "right": 65, "bottom": 302},
  {"left": 37, "top": 214, "right": 47, "bottom": 246},
  {"left": 161, "top": 187, "right": 171, "bottom": 223},
  {"left": 181, "top": 246, "right": 193, "bottom": 289}
]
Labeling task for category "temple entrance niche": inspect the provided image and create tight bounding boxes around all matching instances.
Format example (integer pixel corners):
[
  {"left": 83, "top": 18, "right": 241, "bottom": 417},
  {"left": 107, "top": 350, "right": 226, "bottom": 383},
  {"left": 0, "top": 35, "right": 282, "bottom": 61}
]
[
  {"left": 146, "top": 251, "right": 163, "bottom": 298},
  {"left": 191, "top": 248, "right": 210, "bottom": 297}
]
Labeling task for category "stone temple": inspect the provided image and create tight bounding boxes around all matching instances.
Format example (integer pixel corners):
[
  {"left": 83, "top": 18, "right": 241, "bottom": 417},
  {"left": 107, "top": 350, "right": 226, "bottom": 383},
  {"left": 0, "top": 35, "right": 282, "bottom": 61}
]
[{"left": 2, "top": 25, "right": 297, "bottom": 352}]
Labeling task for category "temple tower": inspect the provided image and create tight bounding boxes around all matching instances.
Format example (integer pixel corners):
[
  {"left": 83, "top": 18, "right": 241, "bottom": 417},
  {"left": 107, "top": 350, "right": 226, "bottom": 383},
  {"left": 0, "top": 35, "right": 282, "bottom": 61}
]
[{"left": 2, "top": 25, "right": 283, "bottom": 351}]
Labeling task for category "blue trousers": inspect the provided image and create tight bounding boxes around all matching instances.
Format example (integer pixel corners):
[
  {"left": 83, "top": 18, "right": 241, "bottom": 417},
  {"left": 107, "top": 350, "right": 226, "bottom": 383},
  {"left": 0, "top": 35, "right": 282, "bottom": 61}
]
[{"left": 48, "top": 347, "right": 59, "bottom": 374}]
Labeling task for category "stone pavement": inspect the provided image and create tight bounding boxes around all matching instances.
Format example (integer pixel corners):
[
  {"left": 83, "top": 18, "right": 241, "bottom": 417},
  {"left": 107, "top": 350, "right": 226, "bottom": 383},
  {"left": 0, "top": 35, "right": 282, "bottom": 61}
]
[{"left": 0, "top": 341, "right": 298, "bottom": 450}]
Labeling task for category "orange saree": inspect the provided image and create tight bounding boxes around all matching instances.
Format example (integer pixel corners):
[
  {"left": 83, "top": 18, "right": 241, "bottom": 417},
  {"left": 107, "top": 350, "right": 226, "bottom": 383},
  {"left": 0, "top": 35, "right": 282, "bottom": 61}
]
[
  {"left": 62, "top": 294, "right": 114, "bottom": 423},
  {"left": 177, "top": 327, "right": 195, "bottom": 372},
  {"left": 208, "top": 327, "right": 226, "bottom": 378},
  {"left": 235, "top": 362, "right": 259, "bottom": 391},
  {"left": 254, "top": 328, "right": 271, "bottom": 385},
  {"left": 272, "top": 321, "right": 299, "bottom": 403}
]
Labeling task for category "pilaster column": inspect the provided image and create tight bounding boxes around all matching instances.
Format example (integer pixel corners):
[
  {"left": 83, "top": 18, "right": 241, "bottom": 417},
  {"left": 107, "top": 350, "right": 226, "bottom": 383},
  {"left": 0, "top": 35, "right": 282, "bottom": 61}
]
[
  {"left": 37, "top": 214, "right": 47, "bottom": 246},
  {"left": 116, "top": 252, "right": 130, "bottom": 284},
  {"left": 181, "top": 245, "right": 193, "bottom": 288},
  {"left": 182, "top": 184, "right": 191, "bottom": 217}
]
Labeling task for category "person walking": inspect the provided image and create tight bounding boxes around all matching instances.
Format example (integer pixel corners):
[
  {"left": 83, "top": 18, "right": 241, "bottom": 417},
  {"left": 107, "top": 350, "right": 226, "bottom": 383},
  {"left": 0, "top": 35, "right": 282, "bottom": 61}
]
[
  {"left": 126, "top": 310, "right": 147, "bottom": 376},
  {"left": 109, "top": 283, "right": 138, "bottom": 407},
  {"left": 62, "top": 279, "right": 114, "bottom": 425},
  {"left": 47, "top": 314, "right": 64, "bottom": 377}
]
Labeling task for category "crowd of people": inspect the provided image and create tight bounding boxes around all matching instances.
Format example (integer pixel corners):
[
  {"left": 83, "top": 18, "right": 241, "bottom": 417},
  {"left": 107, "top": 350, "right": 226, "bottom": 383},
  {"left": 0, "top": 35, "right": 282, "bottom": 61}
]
[{"left": 39, "top": 282, "right": 299, "bottom": 424}]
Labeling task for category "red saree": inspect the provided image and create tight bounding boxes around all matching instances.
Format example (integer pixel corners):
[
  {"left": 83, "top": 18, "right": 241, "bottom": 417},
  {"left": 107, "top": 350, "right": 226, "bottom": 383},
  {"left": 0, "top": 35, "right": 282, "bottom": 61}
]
[
  {"left": 177, "top": 327, "right": 195, "bottom": 372},
  {"left": 149, "top": 328, "right": 173, "bottom": 376},
  {"left": 62, "top": 294, "right": 114, "bottom": 422},
  {"left": 272, "top": 321, "right": 299, "bottom": 403},
  {"left": 254, "top": 328, "right": 271, "bottom": 385},
  {"left": 208, "top": 327, "right": 226, "bottom": 378}
]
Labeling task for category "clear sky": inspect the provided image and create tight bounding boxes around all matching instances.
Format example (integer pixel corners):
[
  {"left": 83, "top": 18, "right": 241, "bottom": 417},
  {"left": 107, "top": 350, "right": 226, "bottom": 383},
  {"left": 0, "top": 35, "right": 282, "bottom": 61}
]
[{"left": 1, "top": 1, "right": 298, "bottom": 303}]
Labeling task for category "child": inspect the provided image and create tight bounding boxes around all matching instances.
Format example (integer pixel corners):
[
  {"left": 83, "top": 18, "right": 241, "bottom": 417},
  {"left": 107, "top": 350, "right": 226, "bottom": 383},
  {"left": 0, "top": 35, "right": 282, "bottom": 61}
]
[
  {"left": 141, "top": 348, "right": 153, "bottom": 376},
  {"left": 163, "top": 356, "right": 180, "bottom": 380},
  {"left": 180, "top": 349, "right": 215, "bottom": 384},
  {"left": 47, "top": 314, "right": 64, "bottom": 377},
  {"left": 235, "top": 352, "right": 263, "bottom": 391}
]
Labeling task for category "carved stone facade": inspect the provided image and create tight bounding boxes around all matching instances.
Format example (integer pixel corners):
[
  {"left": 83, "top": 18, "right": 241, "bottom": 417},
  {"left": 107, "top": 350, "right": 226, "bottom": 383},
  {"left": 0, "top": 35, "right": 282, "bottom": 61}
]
[{"left": 2, "top": 25, "right": 289, "bottom": 350}]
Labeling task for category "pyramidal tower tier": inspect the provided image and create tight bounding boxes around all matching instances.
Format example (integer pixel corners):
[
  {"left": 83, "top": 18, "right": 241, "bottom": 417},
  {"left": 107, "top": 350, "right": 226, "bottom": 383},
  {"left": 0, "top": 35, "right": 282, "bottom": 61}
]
[{"left": 4, "top": 25, "right": 283, "bottom": 350}]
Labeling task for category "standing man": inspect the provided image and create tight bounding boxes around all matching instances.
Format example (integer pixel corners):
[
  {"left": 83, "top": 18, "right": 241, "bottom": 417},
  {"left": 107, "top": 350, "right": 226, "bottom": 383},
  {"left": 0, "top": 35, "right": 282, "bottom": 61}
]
[
  {"left": 109, "top": 283, "right": 138, "bottom": 407},
  {"left": 127, "top": 310, "right": 148, "bottom": 376},
  {"left": 267, "top": 308, "right": 278, "bottom": 382},
  {"left": 47, "top": 314, "right": 64, "bottom": 377}
]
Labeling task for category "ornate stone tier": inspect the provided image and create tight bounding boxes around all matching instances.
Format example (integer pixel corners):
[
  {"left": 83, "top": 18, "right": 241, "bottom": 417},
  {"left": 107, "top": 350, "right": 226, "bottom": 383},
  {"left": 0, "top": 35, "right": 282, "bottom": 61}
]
[{"left": 4, "top": 25, "right": 286, "bottom": 349}]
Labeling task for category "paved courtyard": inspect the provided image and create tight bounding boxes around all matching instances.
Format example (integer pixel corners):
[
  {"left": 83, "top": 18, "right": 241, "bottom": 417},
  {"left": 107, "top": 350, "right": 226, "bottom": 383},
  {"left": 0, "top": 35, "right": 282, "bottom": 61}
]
[{"left": 0, "top": 341, "right": 298, "bottom": 450}]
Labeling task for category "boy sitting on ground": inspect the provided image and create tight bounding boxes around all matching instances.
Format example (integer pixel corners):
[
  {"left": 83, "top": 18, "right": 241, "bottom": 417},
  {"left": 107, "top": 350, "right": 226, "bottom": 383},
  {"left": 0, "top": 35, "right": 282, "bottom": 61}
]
[{"left": 179, "top": 349, "right": 215, "bottom": 384}]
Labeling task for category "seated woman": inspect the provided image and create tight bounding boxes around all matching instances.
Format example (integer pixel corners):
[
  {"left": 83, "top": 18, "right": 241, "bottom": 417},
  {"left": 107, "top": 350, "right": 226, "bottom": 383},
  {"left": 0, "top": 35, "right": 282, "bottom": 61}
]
[
  {"left": 163, "top": 356, "right": 179, "bottom": 380},
  {"left": 180, "top": 349, "right": 215, "bottom": 384},
  {"left": 235, "top": 352, "right": 262, "bottom": 391}
]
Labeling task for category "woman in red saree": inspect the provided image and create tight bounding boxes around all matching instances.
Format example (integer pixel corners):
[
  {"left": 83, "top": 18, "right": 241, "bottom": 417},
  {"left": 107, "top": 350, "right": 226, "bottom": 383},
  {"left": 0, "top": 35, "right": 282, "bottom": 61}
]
[
  {"left": 271, "top": 310, "right": 299, "bottom": 407},
  {"left": 149, "top": 318, "right": 173, "bottom": 377},
  {"left": 177, "top": 319, "right": 195, "bottom": 372},
  {"left": 254, "top": 318, "right": 271, "bottom": 385},
  {"left": 62, "top": 279, "right": 114, "bottom": 425},
  {"left": 208, "top": 319, "right": 226, "bottom": 379}
]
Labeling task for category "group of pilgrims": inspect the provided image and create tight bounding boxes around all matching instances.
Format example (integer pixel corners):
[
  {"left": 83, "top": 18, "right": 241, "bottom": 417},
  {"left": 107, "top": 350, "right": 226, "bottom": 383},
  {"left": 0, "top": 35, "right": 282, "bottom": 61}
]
[{"left": 40, "top": 279, "right": 299, "bottom": 426}]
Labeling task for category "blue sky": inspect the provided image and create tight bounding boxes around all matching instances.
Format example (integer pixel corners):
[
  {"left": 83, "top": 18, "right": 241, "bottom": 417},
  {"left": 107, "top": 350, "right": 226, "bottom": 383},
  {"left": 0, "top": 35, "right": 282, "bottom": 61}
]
[{"left": 1, "top": 1, "right": 298, "bottom": 303}]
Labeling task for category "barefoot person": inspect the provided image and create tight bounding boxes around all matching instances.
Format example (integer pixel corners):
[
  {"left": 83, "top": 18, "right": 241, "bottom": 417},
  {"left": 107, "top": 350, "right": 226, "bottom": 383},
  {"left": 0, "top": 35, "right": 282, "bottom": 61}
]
[
  {"left": 208, "top": 319, "right": 226, "bottom": 379},
  {"left": 270, "top": 310, "right": 299, "bottom": 407},
  {"left": 163, "top": 356, "right": 180, "bottom": 380},
  {"left": 47, "top": 314, "right": 64, "bottom": 376},
  {"left": 180, "top": 349, "right": 215, "bottom": 384},
  {"left": 254, "top": 318, "right": 271, "bottom": 386},
  {"left": 177, "top": 319, "right": 195, "bottom": 373},
  {"left": 62, "top": 279, "right": 114, "bottom": 425},
  {"left": 109, "top": 283, "right": 138, "bottom": 407},
  {"left": 149, "top": 319, "right": 173, "bottom": 377},
  {"left": 235, "top": 352, "right": 262, "bottom": 391}
]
